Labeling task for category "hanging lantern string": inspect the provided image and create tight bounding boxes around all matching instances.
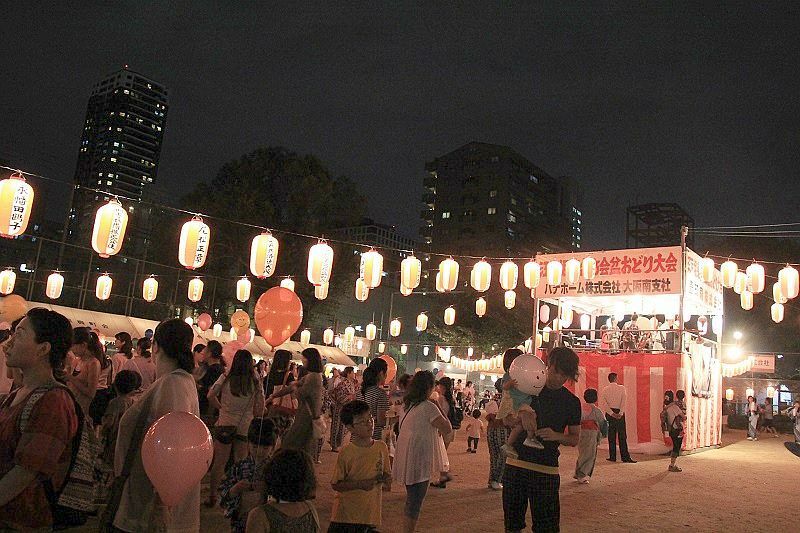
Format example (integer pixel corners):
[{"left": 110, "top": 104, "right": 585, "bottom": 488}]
[{"left": 703, "top": 253, "right": 799, "bottom": 267}]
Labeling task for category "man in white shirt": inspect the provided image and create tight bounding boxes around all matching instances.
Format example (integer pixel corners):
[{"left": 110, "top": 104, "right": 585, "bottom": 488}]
[{"left": 601, "top": 373, "right": 636, "bottom": 463}]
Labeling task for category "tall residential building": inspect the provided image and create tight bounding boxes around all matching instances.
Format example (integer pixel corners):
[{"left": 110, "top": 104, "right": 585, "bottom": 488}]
[
  {"left": 421, "top": 142, "right": 580, "bottom": 257},
  {"left": 69, "top": 67, "right": 168, "bottom": 255}
]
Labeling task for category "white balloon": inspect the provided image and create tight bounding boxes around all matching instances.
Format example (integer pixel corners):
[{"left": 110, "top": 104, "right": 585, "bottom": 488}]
[{"left": 508, "top": 354, "right": 547, "bottom": 396}]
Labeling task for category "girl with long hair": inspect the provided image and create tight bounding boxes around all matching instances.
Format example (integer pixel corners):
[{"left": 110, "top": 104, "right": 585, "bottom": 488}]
[
  {"left": 328, "top": 366, "right": 357, "bottom": 452},
  {"left": 65, "top": 327, "right": 105, "bottom": 416},
  {"left": 110, "top": 331, "right": 133, "bottom": 380}
]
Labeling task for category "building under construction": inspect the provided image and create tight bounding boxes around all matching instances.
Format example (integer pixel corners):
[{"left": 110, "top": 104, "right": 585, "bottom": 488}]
[{"left": 626, "top": 203, "right": 694, "bottom": 248}]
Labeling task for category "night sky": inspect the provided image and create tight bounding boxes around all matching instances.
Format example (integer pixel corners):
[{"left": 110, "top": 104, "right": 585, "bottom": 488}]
[{"left": 2, "top": 3, "right": 799, "bottom": 250}]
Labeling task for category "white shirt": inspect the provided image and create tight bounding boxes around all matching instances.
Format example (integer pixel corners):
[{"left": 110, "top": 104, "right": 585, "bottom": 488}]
[
  {"left": 392, "top": 400, "right": 442, "bottom": 485},
  {"left": 601, "top": 382, "right": 627, "bottom": 416}
]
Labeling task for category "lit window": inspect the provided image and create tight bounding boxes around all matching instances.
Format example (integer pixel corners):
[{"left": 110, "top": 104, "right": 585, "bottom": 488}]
[
  {"left": 487, "top": 207, "right": 496, "bottom": 215},
  {"left": 442, "top": 212, "right": 451, "bottom": 219},
  {"left": 529, "top": 175, "right": 538, "bottom": 183},
  {"left": 106, "top": 181, "right": 113, "bottom": 186},
  {"left": 507, "top": 213, "right": 516, "bottom": 223},
  {"left": 489, "top": 190, "right": 497, "bottom": 198},
  {"left": 110, "top": 158, "right": 117, "bottom": 162},
  {"left": 510, "top": 197, "right": 517, "bottom": 206}
]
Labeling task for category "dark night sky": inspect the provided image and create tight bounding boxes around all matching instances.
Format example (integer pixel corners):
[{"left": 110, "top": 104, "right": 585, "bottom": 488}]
[{"left": 2, "top": 3, "right": 799, "bottom": 249}]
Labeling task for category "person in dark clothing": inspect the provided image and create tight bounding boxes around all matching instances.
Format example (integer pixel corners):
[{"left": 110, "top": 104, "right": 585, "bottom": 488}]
[{"left": 198, "top": 340, "right": 225, "bottom": 425}]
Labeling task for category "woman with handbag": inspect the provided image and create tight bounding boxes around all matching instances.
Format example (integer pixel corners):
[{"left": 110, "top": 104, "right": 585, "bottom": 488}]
[
  {"left": 109, "top": 319, "right": 200, "bottom": 532},
  {"left": 206, "top": 349, "right": 265, "bottom": 507},
  {"left": 328, "top": 366, "right": 357, "bottom": 452},
  {"left": 268, "top": 348, "right": 324, "bottom": 459}
]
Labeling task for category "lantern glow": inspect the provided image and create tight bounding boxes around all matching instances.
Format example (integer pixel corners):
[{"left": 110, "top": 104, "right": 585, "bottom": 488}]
[
  {"left": 280, "top": 277, "right": 295, "bottom": 292},
  {"left": 314, "top": 281, "right": 329, "bottom": 300},
  {"left": 416, "top": 312, "right": 428, "bottom": 332},
  {"left": 733, "top": 272, "right": 747, "bottom": 295},
  {"left": 236, "top": 278, "right": 251, "bottom": 302},
  {"left": 142, "top": 276, "right": 158, "bottom": 302},
  {"left": 249, "top": 232, "right": 279, "bottom": 278},
  {"left": 188, "top": 277, "right": 204, "bottom": 302},
  {"left": 779, "top": 265, "right": 799, "bottom": 299},
  {"left": 307, "top": 240, "right": 334, "bottom": 286},
  {"left": 46, "top": 272, "right": 64, "bottom": 299},
  {"left": 96, "top": 274, "right": 113, "bottom": 301},
  {"left": 355, "top": 278, "right": 369, "bottom": 302},
  {"left": 378, "top": 342, "right": 385, "bottom": 353},
  {"left": 344, "top": 326, "right": 355, "bottom": 343},
  {"left": 546, "top": 261, "right": 562, "bottom": 286},
  {"left": 212, "top": 323, "right": 222, "bottom": 338},
  {"left": 475, "top": 297, "right": 486, "bottom": 317},
  {"left": 438, "top": 257, "right": 459, "bottom": 292},
  {"left": 771, "top": 303, "right": 784, "bottom": 323},
  {"left": 178, "top": 216, "right": 210, "bottom": 270},
  {"left": 365, "top": 322, "right": 377, "bottom": 341},
  {"left": 444, "top": 306, "right": 456, "bottom": 325},
  {"left": 0, "top": 173, "right": 34, "bottom": 238},
  {"left": 400, "top": 255, "right": 422, "bottom": 289},
  {"left": 746, "top": 263, "right": 765, "bottom": 293},
  {"left": 0, "top": 268, "right": 16, "bottom": 295},
  {"left": 740, "top": 290, "right": 753, "bottom": 310},
  {"left": 400, "top": 344, "right": 408, "bottom": 355},
  {"left": 390, "top": 319, "right": 401, "bottom": 337},
  {"left": 323, "top": 328, "right": 334, "bottom": 345},
  {"left": 400, "top": 284, "right": 413, "bottom": 296},
  {"left": 700, "top": 258, "right": 715, "bottom": 283},
  {"left": 725, "top": 388, "right": 734, "bottom": 401},
  {"left": 499, "top": 261, "right": 518, "bottom": 291},
  {"left": 470, "top": 260, "right": 492, "bottom": 292},
  {"left": 773, "top": 282, "right": 787, "bottom": 304},
  {"left": 300, "top": 329, "right": 311, "bottom": 345},
  {"left": 504, "top": 290, "right": 516, "bottom": 309},
  {"left": 360, "top": 249, "right": 383, "bottom": 288},
  {"left": 582, "top": 257, "right": 597, "bottom": 280},
  {"left": 91, "top": 198, "right": 128, "bottom": 258},
  {"left": 523, "top": 260, "right": 541, "bottom": 289},
  {"left": 565, "top": 258, "right": 581, "bottom": 284},
  {"left": 720, "top": 260, "right": 738, "bottom": 288}
]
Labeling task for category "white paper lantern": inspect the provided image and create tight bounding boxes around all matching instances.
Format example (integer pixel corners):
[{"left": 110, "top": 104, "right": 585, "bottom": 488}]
[
  {"left": 378, "top": 342, "right": 386, "bottom": 353},
  {"left": 582, "top": 257, "right": 597, "bottom": 280},
  {"left": 300, "top": 329, "right": 311, "bottom": 345},
  {"left": 307, "top": 240, "right": 334, "bottom": 286},
  {"left": 552, "top": 318, "right": 561, "bottom": 331},
  {"left": 535, "top": 333, "right": 543, "bottom": 349},
  {"left": 400, "top": 284, "right": 413, "bottom": 296},
  {"left": 401, "top": 254, "right": 421, "bottom": 289},
  {"left": 46, "top": 272, "right": 64, "bottom": 299},
  {"left": 344, "top": 326, "right": 355, "bottom": 343},
  {"left": 767, "top": 386, "right": 775, "bottom": 398},
  {"left": 0, "top": 173, "right": 34, "bottom": 238},
  {"left": 212, "top": 323, "right": 222, "bottom": 338},
  {"left": 773, "top": 282, "right": 787, "bottom": 304},
  {"left": 438, "top": 257, "right": 459, "bottom": 291},
  {"left": 580, "top": 314, "right": 591, "bottom": 331},
  {"left": 561, "top": 309, "right": 573, "bottom": 328},
  {"left": 184, "top": 317, "right": 194, "bottom": 326},
  {"left": 745, "top": 387, "right": 754, "bottom": 398},
  {"left": 435, "top": 272, "right": 446, "bottom": 293},
  {"left": 467, "top": 346, "right": 474, "bottom": 358},
  {"left": 0, "top": 268, "right": 16, "bottom": 295},
  {"left": 771, "top": 302, "right": 784, "bottom": 323},
  {"left": 546, "top": 261, "right": 562, "bottom": 286},
  {"left": 355, "top": 278, "right": 370, "bottom": 302},
  {"left": 96, "top": 274, "right": 112, "bottom": 301},
  {"left": 188, "top": 277, "right": 204, "bottom": 302},
  {"left": 565, "top": 258, "right": 581, "bottom": 284},
  {"left": 178, "top": 216, "right": 210, "bottom": 270},
  {"left": 733, "top": 272, "right": 747, "bottom": 295},
  {"left": 390, "top": 319, "right": 401, "bottom": 337},
  {"left": 91, "top": 198, "right": 128, "bottom": 258},
  {"left": 400, "top": 344, "right": 408, "bottom": 355},
  {"left": 323, "top": 327, "right": 334, "bottom": 345},
  {"left": 499, "top": 261, "right": 518, "bottom": 291},
  {"left": 230, "top": 327, "right": 239, "bottom": 341},
  {"left": 416, "top": 312, "right": 428, "bottom": 332},
  {"left": 236, "top": 278, "right": 251, "bottom": 302},
  {"left": 523, "top": 260, "right": 540, "bottom": 289},
  {"left": 720, "top": 260, "right": 738, "bottom": 288},
  {"left": 725, "top": 388, "right": 734, "bottom": 401},
  {"left": 542, "top": 326, "right": 552, "bottom": 342},
  {"left": 470, "top": 260, "right": 492, "bottom": 292},
  {"left": 779, "top": 265, "right": 799, "bottom": 299},
  {"left": 142, "top": 276, "right": 158, "bottom": 302},
  {"left": 334, "top": 335, "right": 342, "bottom": 347},
  {"left": 365, "top": 322, "right": 377, "bottom": 341},
  {"left": 740, "top": 290, "right": 753, "bottom": 310},
  {"left": 504, "top": 290, "right": 516, "bottom": 309},
  {"left": 700, "top": 258, "right": 715, "bottom": 283},
  {"left": 746, "top": 263, "right": 765, "bottom": 293},
  {"left": 280, "top": 277, "right": 295, "bottom": 292},
  {"left": 359, "top": 249, "right": 383, "bottom": 288},
  {"left": 444, "top": 307, "right": 456, "bottom": 326},
  {"left": 314, "top": 281, "right": 329, "bottom": 300},
  {"left": 423, "top": 346, "right": 429, "bottom": 356},
  {"left": 249, "top": 232, "right": 279, "bottom": 278},
  {"left": 475, "top": 297, "right": 486, "bottom": 317},
  {"left": 356, "top": 339, "right": 364, "bottom": 350},
  {"left": 539, "top": 304, "right": 550, "bottom": 323}
]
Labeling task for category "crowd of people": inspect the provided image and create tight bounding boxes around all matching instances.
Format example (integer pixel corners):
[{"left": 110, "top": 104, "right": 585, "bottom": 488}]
[{"left": 0, "top": 308, "right": 797, "bottom": 532}]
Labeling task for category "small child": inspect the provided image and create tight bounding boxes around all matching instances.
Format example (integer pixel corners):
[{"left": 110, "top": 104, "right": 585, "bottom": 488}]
[
  {"left": 329, "top": 400, "right": 391, "bottom": 533},
  {"left": 219, "top": 418, "right": 278, "bottom": 533},
  {"left": 245, "top": 448, "right": 320, "bottom": 532},
  {"left": 497, "top": 348, "right": 543, "bottom": 458},
  {"left": 574, "top": 388, "right": 607, "bottom": 483},
  {"left": 98, "top": 370, "right": 141, "bottom": 501},
  {"left": 463, "top": 409, "right": 484, "bottom": 453}
]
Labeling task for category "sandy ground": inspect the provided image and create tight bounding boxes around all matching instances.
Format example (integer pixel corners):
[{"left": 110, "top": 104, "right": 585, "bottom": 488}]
[{"left": 81, "top": 428, "right": 799, "bottom": 532}]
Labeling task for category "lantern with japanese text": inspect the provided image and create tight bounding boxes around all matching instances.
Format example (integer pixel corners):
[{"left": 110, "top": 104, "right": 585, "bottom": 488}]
[
  {"left": 236, "top": 278, "right": 251, "bottom": 302},
  {"left": 435, "top": 272, "right": 446, "bottom": 293},
  {"left": 720, "top": 260, "right": 738, "bottom": 288},
  {"left": 504, "top": 290, "right": 516, "bottom": 309},
  {"left": 344, "top": 326, "right": 355, "bottom": 343},
  {"left": 771, "top": 303, "right": 784, "bottom": 323},
  {"left": 444, "top": 306, "right": 456, "bottom": 326},
  {"left": 355, "top": 278, "right": 369, "bottom": 302},
  {"left": 366, "top": 322, "right": 377, "bottom": 341},
  {"left": 438, "top": 257, "right": 459, "bottom": 292},
  {"left": 188, "top": 277, "right": 204, "bottom": 302},
  {"left": 0, "top": 268, "right": 16, "bottom": 295},
  {"left": 779, "top": 265, "right": 799, "bottom": 300},
  {"left": 746, "top": 263, "right": 765, "bottom": 293},
  {"left": 416, "top": 312, "right": 428, "bottom": 332},
  {"left": 280, "top": 277, "right": 295, "bottom": 292},
  {"left": 323, "top": 327, "right": 334, "bottom": 345},
  {"left": 523, "top": 260, "right": 540, "bottom": 289},
  {"left": 178, "top": 216, "right": 210, "bottom": 270},
  {"left": 300, "top": 329, "right": 311, "bottom": 345},
  {"left": 499, "top": 261, "right": 518, "bottom": 291},
  {"left": 740, "top": 290, "right": 753, "bottom": 310},
  {"left": 565, "top": 258, "right": 581, "bottom": 284},
  {"left": 96, "top": 274, "right": 112, "bottom": 301},
  {"left": 733, "top": 272, "right": 747, "bottom": 295},
  {"left": 307, "top": 240, "right": 334, "bottom": 286},
  {"left": 401, "top": 254, "right": 421, "bottom": 290},
  {"left": 582, "top": 257, "right": 597, "bottom": 280},
  {"left": 700, "top": 257, "right": 715, "bottom": 283},
  {"left": 390, "top": 319, "right": 401, "bottom": 337},
  {"left": 360, "top": 249, "right": 383, "bottom": 288},
  {"left": 46, "top": 272, "right": 64, "bottom": 300},
  {"left": 314, "top": 281, "right": 328, "bottom": 300},
  {"left": 470, "top": 260, "right": 491, "bottom": 292},
  {"left": 91, "top": 198, "right": 128, "bottom": 258},
  {"left": 249, "top": 232, "right": 279, "bottom": 279},
  {"left": 142, "top": 276, "right": 158, "bottom": 302},
  {"left": 546, "top": 261, "right": 562, "bottom": 286},
  {"left": 212, "top": 323, "right": 222, "bottom": 338},
  {"left": 0, "top": 173, "right": 34, "bottom": 238},
  {"left": 475, "top": 297, "right": 486, "bottom": 317}
]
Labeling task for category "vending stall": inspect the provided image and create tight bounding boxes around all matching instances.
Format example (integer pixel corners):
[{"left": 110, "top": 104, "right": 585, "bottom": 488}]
[{"left": 533, "top": 245, "right": 724, "bottom": 454}]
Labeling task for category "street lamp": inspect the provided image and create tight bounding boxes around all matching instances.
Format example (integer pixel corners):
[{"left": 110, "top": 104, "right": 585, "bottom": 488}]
[{"left": 733, "top": 331, "right": 743, "bottom": 341}]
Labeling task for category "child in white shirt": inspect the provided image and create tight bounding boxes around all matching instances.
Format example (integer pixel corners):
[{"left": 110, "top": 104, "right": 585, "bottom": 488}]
[{"left": 463, "top": 409, "right": 484, "bottom": 453}]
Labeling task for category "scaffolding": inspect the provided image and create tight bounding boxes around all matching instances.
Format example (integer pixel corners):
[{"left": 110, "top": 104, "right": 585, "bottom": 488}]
[{"left": 626, "top": 203, "right": 694, "bottom": 248}]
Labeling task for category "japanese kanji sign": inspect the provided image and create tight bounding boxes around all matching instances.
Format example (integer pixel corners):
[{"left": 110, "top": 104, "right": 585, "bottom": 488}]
[{"left": 684, "top": 249, "right": 724, "bottom": 316}]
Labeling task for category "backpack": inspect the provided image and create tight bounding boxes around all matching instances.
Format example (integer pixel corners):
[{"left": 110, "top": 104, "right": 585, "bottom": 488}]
[
  {"left": 20, "top": 384, "right": 99, "bottom": 528},
  {"left": 449, "top": 402, "right": 464, "bottom": 430}
]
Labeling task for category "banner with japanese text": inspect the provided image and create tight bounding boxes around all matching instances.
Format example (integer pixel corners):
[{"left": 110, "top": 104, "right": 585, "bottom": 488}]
[
  {"left": 534, "top": 246, "right": 682, "bottom": 299},
  {"left": 684, "top": 249, "right": 724, "bottom": 315}
]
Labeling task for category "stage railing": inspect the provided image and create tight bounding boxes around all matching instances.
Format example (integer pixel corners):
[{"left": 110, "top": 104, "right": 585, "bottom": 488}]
[{"left": 548, "top": 327, "right": 718, "bottom": 355}]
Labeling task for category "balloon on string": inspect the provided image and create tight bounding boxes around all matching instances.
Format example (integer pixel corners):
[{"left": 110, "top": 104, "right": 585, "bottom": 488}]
[
  {"left": 378, "top": 355, "right": 397, "bottom": 384},
  {"left": 508, "top": 354, "right": 546, "bottom": 396},
  {"left": 141, "top": 411, "right": 213, "bottom": 506},
  {"left": 230, "top": 310, "right": 250, "bottom": 335},
  {"left": 196, "top": 313, "right": 212, "bottom": 332},
  {"left": 254, "top": 287, "right": 303, "bottom": 348},
  {"left": 0, "top": 294, "right": 27, "bottom": 323}
]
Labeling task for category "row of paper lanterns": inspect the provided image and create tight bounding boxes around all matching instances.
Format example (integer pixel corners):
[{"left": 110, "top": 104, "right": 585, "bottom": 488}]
[{"left": 725, "top": 385, "right": 776, "bottom": 401}]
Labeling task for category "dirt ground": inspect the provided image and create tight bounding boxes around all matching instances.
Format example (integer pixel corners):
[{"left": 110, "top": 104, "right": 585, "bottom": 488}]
[{"left": 83, "top": 428, "right": 800, "bottom": 532}]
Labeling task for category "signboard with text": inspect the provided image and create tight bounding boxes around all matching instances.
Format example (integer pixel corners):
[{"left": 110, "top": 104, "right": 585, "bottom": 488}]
[
  {"left": 752, "top": 355, "right": 775, "bottom": 374},
  {"left": 534, "top": 246, "right": 682, "bottom": 299},
  {"left": 684, "top": 249, "right": 724, "bottom": 316}
]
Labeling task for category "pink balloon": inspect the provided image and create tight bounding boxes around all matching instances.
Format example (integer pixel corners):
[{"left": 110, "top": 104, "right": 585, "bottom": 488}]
[
  {"left": 141, "top": 411, "right": 212, "bottom": 506},
  {"left": 196, "top": 313, "right": 212, "bottom": 332},
  {"left": 378, "top": 355, "right": 397, "bottom": 384},
  {"left": 254, "top": 287, "right": 303, "bottom": 348},
  {"left": 222, "top": 340, "right": 246, "bottom": 367}
]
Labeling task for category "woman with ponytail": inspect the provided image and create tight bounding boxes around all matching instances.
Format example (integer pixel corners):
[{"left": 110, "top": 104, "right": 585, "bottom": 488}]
[{"left": 111, "top": 319, "right": 200, "bottom": 532}]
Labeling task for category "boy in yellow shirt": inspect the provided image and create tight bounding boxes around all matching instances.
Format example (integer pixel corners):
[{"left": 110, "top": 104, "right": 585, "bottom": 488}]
[{"left": 330, "top": 400, "right": 391, "bottom": 532}]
